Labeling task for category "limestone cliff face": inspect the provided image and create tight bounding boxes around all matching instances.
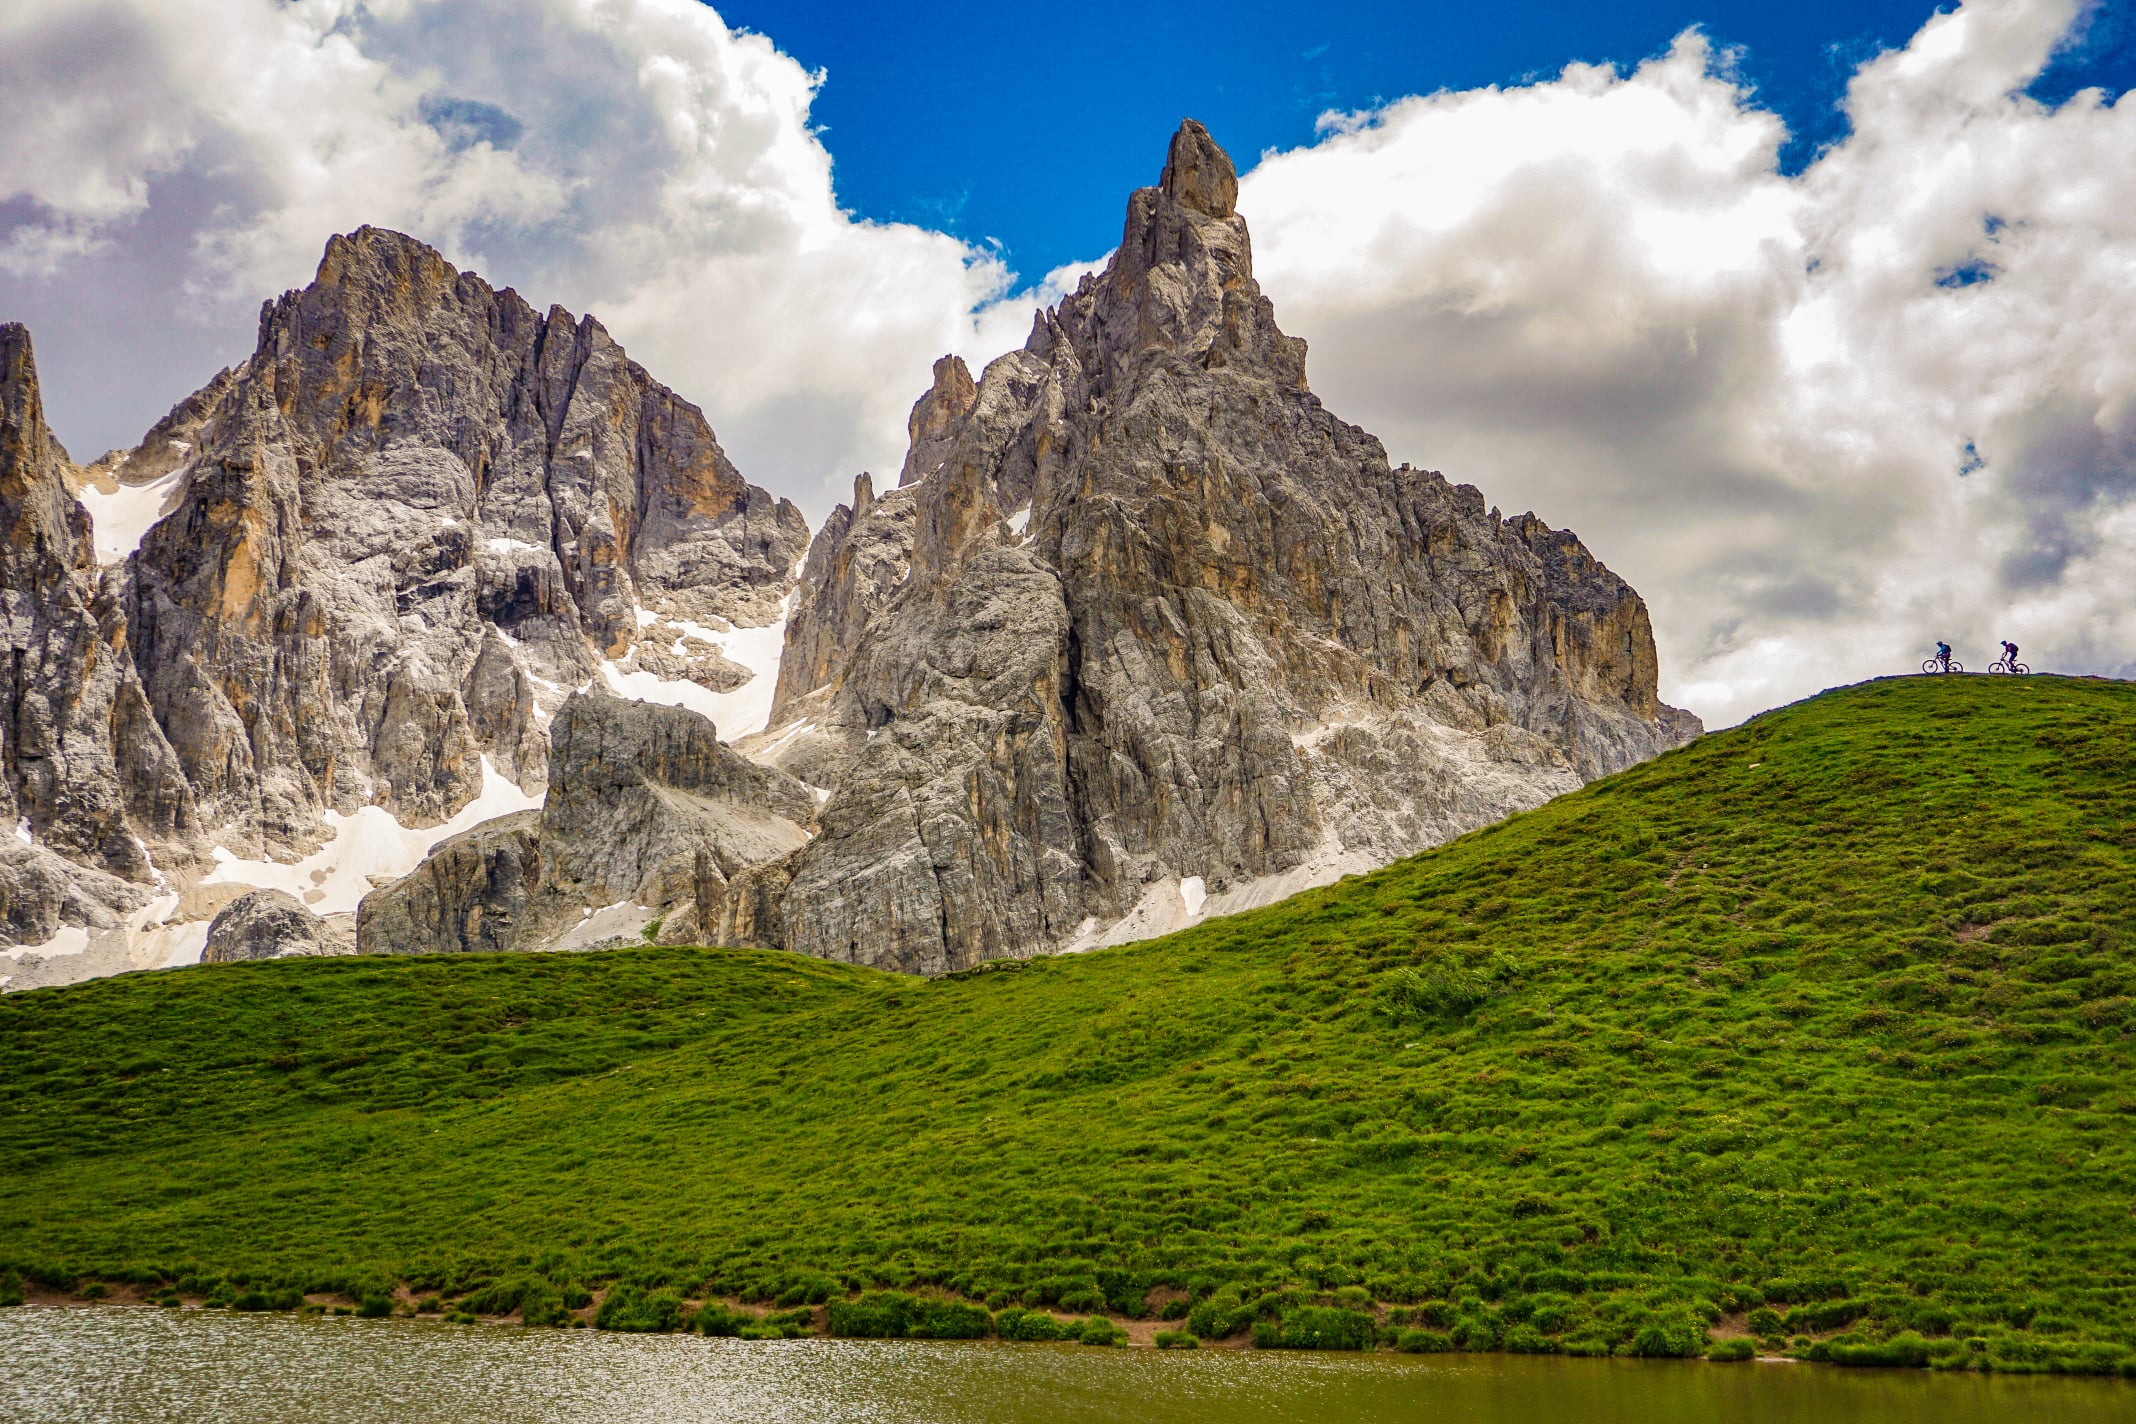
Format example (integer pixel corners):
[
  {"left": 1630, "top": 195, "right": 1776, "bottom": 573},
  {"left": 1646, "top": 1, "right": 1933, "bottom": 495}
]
[
  {"left": 739, "top": 121, "right": 1700, "bottom": 974},
  {"left": 0, "top": 325, "right": 195, "bottom": 944},
  {"left": 123, "top": 228, "right": 809, "bottom": 859}
]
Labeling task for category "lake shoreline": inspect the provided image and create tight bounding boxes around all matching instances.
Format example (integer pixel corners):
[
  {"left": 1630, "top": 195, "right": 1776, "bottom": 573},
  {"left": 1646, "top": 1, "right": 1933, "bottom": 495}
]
[{"left": 6, "top": 1306, "right": 2133, "bottom": 1424}]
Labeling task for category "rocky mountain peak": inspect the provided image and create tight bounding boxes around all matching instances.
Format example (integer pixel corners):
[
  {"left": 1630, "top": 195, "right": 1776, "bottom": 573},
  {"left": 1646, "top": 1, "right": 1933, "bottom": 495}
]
[
  {"left": 5, "top": 232, "right": 810, "bottom": 982},
  {"left": 0, "top": 325, "right": 79, "bottom": 565},
  {"left": 744, "top": 120, "right": 1702, "bottom": 973},
  {"left": 2, "top": 323, "right": 199, "bottom": 959},
  {"left": 9, "top": 123, "right": 1702, "bottom": 987},
  {"left": 1051, "top": 119, "right": 1306, "bottom": 394},
  {"left": 1158, "top": 117, "right": 1239, "bottom": 218}
]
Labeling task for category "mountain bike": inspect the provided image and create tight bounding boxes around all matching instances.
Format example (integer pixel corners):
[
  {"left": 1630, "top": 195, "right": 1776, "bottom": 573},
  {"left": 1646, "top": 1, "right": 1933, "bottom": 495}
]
[
  {"left": 1988, "top": 659, "right": 2029, "bottom": 675},
  {"left": 1921, "top": 657, "right": 1963, "bottom": 675}
]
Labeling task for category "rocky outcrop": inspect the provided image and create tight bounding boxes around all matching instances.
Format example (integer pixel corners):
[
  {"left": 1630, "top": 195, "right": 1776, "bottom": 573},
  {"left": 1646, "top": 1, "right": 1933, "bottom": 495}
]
[
  {"left": 347, "top": 811, "right": 542, "bottom": 957},
  {"left": 761, "top": 471, "right": 920, "bottom": 789},
  {"left": 741, "top": 120, "right": 1701, "bottom": 974},
  {"left": 356, "top": 690, "right": 815, "bottom": 954},
  {"left": 202, "top": 889, "right": 354, "bottom": 962}
]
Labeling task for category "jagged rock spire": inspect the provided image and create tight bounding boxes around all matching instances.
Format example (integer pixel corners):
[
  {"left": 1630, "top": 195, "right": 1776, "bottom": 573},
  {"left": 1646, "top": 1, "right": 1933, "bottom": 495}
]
[
  {"left": 745, "top": 120, "right": 1700, "bottom": 974},
  {"left": 1159, "top": 118, "right": 1238, "bottom": 218}
]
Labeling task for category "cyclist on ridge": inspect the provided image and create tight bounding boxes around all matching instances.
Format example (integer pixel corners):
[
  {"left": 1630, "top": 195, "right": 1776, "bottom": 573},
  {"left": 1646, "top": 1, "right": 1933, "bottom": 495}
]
[
  {"left": 1936, "top": 640, "right": 1953, "bottom": 672},
  {"left": 2002, "top": 639, "right": 2019, "bottom": 667}
]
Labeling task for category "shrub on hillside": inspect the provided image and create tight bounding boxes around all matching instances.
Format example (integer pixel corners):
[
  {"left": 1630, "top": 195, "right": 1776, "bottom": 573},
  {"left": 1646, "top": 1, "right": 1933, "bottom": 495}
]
[
  {"left": 1707, "top": 1338, "right": 1755, "bottom": 1362},
  {"left": 1154, "top": 1330, "right": 1197, "bottom": 1349},
  {"left": 462, "top": 1278, "right": 538, "bottom": 1317},
  {"left": 773, "top": 1276, "right": 836, "bottom": 1308},
  {"left": 1374, "top": 956, "right": 1510, "bottom": 1022},
  {"left": 1186, "top": 1287, "right": 1255, "bottom": 1340},
  {"left": 355, "top": 1294, "right": 392, "bottom": 1318},
  {"left": 1746, "top": 1307, "right": 1784, "bottom": 1336},
  {"left": 0, "top": 1270, "right": 25, "bottom": 1308},
  {"left": 230, "top": 1288, "right": 300, "bottom": 1312},
  {"left": 689, "top": 1302, "right": 748, "bottom": 1336},
  {"left": 993, "top": 1308, "right": 1070, "bottom": 1341},
  {"left": 518, "top": 1285, "right": 570, "bottom": 1327},
  {"left": 1760, "top": 1276, "right": 1852, "bottom": 1305},
  {"left": 1448, "top": 1315, "right": 1499, "bottom": 1351},
  {"left": 1526, "top": 1298, "right": 1572, "bottom": 1334},
  {"left": 1396, "top": 1329, "right": 1452, "bottom": 1353},
  {"left": 1626, "top": 1314, "right": 1706, "bottom": 1358},
  {"left": 1253, "top": 1307, "right": 1375, "bottom": 1351},
  {"left": 594, "top": 1285, "right": 684, "bottom": 1333},
  {"left": 828, "top": 1292, "right": 910, "bottom": 1337},
  {"left": 828, "top": 1292, "right": 990, "bottom": 1340},
  {"left": 1826, "top": 1332, "right": 1930, "bottom": 1368},
  {"left": 1077, "top": 1316, "right": 1126, "bottom": 1346},
  {"left": 1504, "top": 1324, "right": 1560, "bottom": 1354},
  {"left": 1783, "top": 1298, "right": 1868, "bottom": 1332},
  {"left": 742, "top": 1307, "right": 815, "bottom": 1339}
]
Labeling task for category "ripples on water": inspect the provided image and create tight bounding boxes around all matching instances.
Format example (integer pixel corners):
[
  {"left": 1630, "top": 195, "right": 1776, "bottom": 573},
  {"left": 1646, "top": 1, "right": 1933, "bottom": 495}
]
[{"left": 4, "top": 1307, "right": 2132, "bottom": 1424}]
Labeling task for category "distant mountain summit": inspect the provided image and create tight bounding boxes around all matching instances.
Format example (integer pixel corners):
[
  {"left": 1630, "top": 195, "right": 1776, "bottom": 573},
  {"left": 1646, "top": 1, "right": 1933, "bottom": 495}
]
[
  {"left": 2, "top": 232, "right": 807, "bottom": 986},
  {"left": 723, "top": 120, "right": 1702, "bottom": 972},
  {"left": 2, "top": 122, "right": 1696, "bottom": 987}
]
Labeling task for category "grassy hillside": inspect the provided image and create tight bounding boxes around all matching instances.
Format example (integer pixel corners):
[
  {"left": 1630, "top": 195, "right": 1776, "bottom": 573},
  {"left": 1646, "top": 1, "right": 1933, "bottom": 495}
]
[{"left": 4, "top": 675, "right": 2135, "bottom": 1372}]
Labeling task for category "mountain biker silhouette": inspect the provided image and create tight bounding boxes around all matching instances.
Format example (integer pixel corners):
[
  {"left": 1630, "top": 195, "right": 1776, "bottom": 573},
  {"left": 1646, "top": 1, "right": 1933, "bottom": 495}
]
[
  {"left": 1923, "top": 641, "right": 1960, "bottom": 675},
  {"left": 1991, "top": 640, "right": 2029, "bottom": 675}
]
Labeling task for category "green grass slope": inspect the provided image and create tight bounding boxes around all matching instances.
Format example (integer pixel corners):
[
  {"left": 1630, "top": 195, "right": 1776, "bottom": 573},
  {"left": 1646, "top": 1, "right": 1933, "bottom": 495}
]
[{"left": 4, "top": 675, "right": 2135, "bottom": 1371}]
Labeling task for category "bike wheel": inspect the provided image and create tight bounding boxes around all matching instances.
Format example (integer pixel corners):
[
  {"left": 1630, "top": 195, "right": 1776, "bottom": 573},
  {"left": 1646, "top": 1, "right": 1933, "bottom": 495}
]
[
  {"left": 1922, "top": 659, "right": 1940, "bottom": 674},
  {"left": 1989, "top": 661, "right": 2007, "bottom": 674},
  {"left": 2014, "top": 663, "right": 2029, "bottom": 675},
  {"left": 1949, "top": 661, "right": 1963, "bottom": 674}
]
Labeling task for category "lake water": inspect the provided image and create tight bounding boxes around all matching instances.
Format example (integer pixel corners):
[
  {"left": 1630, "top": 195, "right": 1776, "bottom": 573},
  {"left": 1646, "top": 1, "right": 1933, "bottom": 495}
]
[{"left": 3, "top": 1307, "right": 2131, "bottom": 1424}]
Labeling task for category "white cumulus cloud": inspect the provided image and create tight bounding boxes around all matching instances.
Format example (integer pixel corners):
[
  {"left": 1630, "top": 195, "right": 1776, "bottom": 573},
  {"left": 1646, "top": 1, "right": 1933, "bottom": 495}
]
[
  {"left": 1238, "top": 0, "right": 2136, "bottom": 723},
  {"left": 0, "top": 0, "right": 1014, "bottom": 507},
  {"left": 1, "top": 0, "right": 2130, "bottom": 727}
]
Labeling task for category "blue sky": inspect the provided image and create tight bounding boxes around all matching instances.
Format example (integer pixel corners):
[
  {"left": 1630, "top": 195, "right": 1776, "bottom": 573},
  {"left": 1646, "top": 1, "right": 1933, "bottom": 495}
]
[{"left": 716, "top": 0, "right": 2134, "bottom": 279}]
